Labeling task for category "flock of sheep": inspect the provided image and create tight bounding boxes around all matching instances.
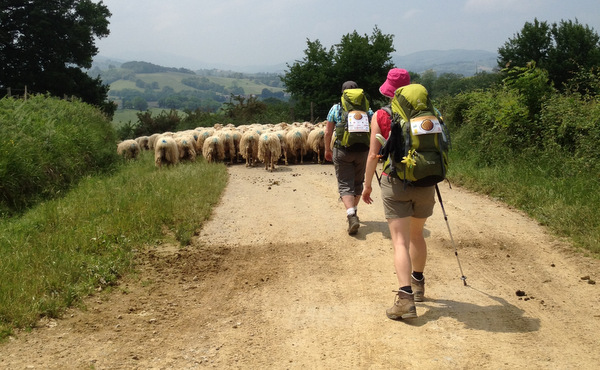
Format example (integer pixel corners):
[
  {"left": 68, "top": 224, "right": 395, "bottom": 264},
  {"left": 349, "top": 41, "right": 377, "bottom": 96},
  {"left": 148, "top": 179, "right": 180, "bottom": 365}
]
[{"left": 116, "top": 121, "right": 328, "bottom": 171}]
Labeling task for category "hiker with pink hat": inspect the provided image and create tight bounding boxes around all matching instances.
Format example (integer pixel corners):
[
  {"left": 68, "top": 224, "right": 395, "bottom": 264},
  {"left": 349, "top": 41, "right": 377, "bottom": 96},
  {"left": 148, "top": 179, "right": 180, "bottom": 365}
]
[
  {"left": 379, "top": 68, "right": 411, "bottom": 98},
  {"left": 361, "top": 67, "right": 436, "bottom": 321}
]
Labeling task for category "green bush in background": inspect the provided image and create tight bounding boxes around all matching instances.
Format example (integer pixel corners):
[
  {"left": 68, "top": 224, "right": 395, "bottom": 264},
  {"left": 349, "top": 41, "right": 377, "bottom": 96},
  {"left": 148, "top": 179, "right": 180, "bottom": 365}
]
[{"left": 438, "top": 68, "right": 600, "bottom": 254}]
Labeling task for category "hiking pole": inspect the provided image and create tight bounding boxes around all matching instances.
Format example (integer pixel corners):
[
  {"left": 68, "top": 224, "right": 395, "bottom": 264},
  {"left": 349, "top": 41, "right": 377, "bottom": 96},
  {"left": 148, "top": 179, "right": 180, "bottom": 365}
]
[{"left": 435, "top": 184, "right": 467, "bottom": 286}]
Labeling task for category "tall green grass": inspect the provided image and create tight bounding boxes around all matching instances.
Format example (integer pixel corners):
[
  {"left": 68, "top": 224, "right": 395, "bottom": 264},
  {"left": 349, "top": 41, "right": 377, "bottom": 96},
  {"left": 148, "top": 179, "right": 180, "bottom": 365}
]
[
  {"left": 0, "top": 95, "right": 120, "bottom": 216},
  {"left": 0, "top": 151, "right": 227, "bottom": 339},
  {"left": 448, "top": 147, "right": 600, "bottom": 255}
]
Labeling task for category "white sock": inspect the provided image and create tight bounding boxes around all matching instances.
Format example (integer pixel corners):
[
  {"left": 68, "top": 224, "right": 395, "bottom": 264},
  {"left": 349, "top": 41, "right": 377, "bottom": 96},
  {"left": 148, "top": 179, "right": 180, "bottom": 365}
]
[{"left": 346, "top": 207, "right": 356, "bottom": 216}]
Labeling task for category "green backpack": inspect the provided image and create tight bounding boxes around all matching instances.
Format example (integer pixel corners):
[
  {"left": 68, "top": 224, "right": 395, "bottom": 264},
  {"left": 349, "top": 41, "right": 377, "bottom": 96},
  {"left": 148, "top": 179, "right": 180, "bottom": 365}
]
[
  {"left": 334, "top": 88, "right": 371, "bottom": 149},
  {"left": 381, "top": 84, "right": 450, "bottom": 186}
]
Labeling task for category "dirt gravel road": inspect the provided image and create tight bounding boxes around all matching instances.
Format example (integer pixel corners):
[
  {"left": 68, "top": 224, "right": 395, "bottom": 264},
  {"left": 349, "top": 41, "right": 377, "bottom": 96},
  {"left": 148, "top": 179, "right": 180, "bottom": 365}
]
[{"left": 1, "top": 162, "right": 599, "bottom": 369}]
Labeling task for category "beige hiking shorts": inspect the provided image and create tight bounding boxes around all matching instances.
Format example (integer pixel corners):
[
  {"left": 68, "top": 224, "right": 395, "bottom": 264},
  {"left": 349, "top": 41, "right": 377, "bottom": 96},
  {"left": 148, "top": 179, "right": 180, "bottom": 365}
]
[{"left": 380, "top": 175, "right": 436, "bottom": 219}]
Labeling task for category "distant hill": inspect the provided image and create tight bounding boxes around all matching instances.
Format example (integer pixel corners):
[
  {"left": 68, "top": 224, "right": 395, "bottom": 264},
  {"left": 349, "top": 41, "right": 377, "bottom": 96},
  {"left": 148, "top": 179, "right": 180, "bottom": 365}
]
[
  {"left": 392, "top": 49, "right": 499, "bottom": 76},
  {"left": 94, "top": 49, "right": 499, "bottom": 76},
  {"left": 85, "top": 60, "right": 287, "bottom": 116}
]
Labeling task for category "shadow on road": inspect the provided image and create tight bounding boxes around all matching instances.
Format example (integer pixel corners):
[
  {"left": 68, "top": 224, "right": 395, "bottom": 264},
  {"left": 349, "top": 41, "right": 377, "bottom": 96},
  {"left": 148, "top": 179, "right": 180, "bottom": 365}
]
[{"left": 408, "top": 286, "right": 541, "bottom": 333}]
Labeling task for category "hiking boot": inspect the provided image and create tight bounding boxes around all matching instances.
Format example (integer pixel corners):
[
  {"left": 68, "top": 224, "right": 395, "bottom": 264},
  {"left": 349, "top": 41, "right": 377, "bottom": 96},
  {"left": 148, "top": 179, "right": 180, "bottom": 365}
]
[
  {"left": 411, "top": 275, "right": 425, "bottom": 302},
  {"left": 386, "top": 290, "right": 417, "bottom": 320},
  {"left": 347, "top": 214, "right": 360, "bottom": 235}
]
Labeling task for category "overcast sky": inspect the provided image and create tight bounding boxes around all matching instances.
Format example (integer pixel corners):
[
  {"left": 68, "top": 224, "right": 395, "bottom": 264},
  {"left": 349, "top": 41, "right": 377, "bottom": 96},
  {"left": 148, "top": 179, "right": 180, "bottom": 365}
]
[{"left": 95, "top": 0, "right": 600, "bottom": 70}]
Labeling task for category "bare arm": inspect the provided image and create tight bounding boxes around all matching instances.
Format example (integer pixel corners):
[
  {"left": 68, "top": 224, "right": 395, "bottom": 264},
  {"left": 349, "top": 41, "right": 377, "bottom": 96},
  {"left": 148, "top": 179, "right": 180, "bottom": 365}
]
[
  {"left": 324, "top": 120, "right": 335, "bottom": 162},
  {"left": 362, "top": 111, "right": 382, "bottom": 205}
]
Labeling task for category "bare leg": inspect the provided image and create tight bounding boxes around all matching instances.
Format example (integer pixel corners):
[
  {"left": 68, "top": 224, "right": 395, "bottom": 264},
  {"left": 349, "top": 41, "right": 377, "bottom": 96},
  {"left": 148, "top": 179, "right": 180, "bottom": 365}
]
[
  {"left": 409, "top": 217, "right": 428, "bottom": 273},
  {"left": 387, "top": 217, "right": 412, "bottom": 288}
]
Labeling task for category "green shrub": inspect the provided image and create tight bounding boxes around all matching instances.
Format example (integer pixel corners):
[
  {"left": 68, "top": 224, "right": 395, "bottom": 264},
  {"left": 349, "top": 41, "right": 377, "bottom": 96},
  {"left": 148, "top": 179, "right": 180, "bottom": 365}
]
[
  {"left": 443, "top": 85, "right": 600, "bottom": 254},
  {"left": 0, "top": 95, "right": 119, "bottom": 216},
  {"left": 539, "top": 93, "right": 600, "bottom": 172}
]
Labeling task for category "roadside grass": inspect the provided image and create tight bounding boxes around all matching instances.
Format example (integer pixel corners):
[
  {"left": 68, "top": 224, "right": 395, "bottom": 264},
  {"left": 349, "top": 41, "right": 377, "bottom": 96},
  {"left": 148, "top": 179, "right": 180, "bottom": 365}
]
[
  {"left": 448, "top": 148, "right": 600, "bottom": 256},
  {"left": 0, "top": 151, "right": 227, "bottom": 339}
]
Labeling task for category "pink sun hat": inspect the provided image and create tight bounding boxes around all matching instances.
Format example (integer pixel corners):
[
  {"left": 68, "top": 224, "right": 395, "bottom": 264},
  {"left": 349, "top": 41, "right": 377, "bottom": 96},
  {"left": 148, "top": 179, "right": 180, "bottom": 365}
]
[{"left": 379, "top": 68, "right": 410, "bottom": 97}]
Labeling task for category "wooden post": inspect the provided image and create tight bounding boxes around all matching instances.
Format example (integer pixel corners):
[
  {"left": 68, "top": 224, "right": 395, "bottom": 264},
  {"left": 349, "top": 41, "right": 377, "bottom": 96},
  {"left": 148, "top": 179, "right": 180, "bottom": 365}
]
[
  {"left": 310, "top": 102, "right": 314, "bottom": 123},
  {"left": 24, "top": 85, "right": 28, "bottom": 101},
  {"left": 6, "top": 87, "right": 11, "bottom": 97}
]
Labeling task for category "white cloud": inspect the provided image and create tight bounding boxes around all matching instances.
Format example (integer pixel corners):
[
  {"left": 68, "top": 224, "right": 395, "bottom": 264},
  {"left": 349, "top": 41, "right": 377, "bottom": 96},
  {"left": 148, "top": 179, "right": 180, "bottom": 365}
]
[{"left": 464, "top": 0, "right": 543, "bottom": 13}]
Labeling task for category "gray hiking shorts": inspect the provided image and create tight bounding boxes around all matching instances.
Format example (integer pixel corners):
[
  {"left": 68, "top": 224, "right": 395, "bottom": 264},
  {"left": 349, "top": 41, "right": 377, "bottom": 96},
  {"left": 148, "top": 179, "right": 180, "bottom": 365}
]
[
  {"left": 380, "top": 175, "right": 436, "bottom": 219},
  {"left": 333, "top": 147, "right": 368, "bottom": 197}
]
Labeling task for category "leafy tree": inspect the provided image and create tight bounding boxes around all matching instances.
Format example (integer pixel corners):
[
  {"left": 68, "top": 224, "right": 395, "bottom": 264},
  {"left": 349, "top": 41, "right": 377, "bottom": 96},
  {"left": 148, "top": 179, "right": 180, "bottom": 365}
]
[
  {"left": 133, "top": 110, "right": 182, "bottom": 137},
  {"left": 0, "top": 0, "right": 113, "bottom": 114},
  {"left": 547, "top": 20, "right": 600, "bottom": 89},
  {"left": 414, "top": 70, "right": 501, "bottom": 99},
  {"left": 498, "top": 19, "right": 552, "bottom": 69},
  {"left": 131, "top": 96, "right": 148, "bottom": 111},
  {"left": 498, "top": 18, "right": 600, "bottom": 91},
  {"left": 282, "top": 27, "right": 395, "bottom": 120},
  {"left": 222, "top": 94, "right": 267, "bottom": 124},
  {"left": 503, "top": 62, "right": 555, "bottom": 120}
]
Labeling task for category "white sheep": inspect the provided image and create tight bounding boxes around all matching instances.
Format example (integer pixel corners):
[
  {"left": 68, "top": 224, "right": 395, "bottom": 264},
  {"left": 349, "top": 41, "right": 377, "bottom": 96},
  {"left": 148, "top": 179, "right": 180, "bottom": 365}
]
[
  {"left": 307, "top": 126, "right": 326, "bottom": 164},
  {"left": 117, "top": 139, "right": 140, "bottom": 160},
  {"left": 154, "top": 135, "right": 179, "bottom": 168},
  {"left": 239, "top": 130, "right": 260, "bottom": 167},
  {"left": 202, "top": 134, "right": 225, "bottom": 163},
  {"left": 258, "top": 132, "right": 282, "bottom": 172},
  {"left": 274, "top": 130, "right": 289, "bottom": 165},
  {"left": 174, "top": 134, "right": 197, "bottom": 162},
  {"left": 147, "top": 133, "right": 161, "bottom": 151},
  {"left": 195, "top": 128, "right": 215, "bottom": 157},
  {"left": 135, "top": 136, "right": 150, "bottom": 151},
  {"left": 286, "top": 127, "right": 309, "bottom": 164},
  {"left": 215, "top": 130, "right": 236, "bottom": 165},
  {"left": 226, "top": 128, "right": 242, "bottom": 163}
]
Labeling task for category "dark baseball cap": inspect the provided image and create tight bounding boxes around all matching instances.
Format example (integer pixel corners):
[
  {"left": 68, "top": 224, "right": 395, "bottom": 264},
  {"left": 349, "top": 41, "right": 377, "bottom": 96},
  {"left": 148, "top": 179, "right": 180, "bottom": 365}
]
[{"left": 341, "top": 80, "right": 358, "bottom": 92}]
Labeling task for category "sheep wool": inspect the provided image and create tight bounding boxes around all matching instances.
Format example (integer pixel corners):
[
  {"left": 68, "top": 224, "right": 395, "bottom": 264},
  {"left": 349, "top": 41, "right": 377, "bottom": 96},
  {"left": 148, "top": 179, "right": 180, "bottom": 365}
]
[
  {"left": 307, "top": 127, "right": 326, "bottom": 164},
  {"left": 258, "top": 132, "right": 282, "bottom": 172},
  {"left": 274, "top": 130, "right": 289, "bottom": 166},
  {"left": 215, "top": 130, "right": 236, "bottom": 165},
  {"left": 135, "top": 136, "right": 150, "bottom": 151},
  {"left": 195, "top": 128, "right": 215, "bottom": 157},
  {"left": 239, "top": 130, "right": 260, "bottom": 167},
  {"left": 174, "top": 134, "right": 197, "bottom": 162},
  {"left": 285, "top": 127, "right": 309, "bottom": 164},
  {"left": 117, "top": 139, "right": 140, "bottom": 160},
  {"left": 202, "top": 134, "right": 225, "bottom": 163},
  {"left": 154, "top": 136, "right": 179, "bottom": 168}
]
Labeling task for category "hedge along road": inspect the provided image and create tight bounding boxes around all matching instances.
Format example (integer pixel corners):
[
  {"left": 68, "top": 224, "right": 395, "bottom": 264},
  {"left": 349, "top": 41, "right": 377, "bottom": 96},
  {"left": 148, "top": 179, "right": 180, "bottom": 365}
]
[{"left": 1, "top": 162, "right": 599, "bottom": 369}]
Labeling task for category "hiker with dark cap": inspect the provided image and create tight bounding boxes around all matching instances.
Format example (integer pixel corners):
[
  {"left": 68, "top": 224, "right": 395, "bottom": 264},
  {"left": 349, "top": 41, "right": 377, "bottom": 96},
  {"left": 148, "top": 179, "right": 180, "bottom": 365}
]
[{"left": 325, "top": 81, "right": 373, "bottom": 235}]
